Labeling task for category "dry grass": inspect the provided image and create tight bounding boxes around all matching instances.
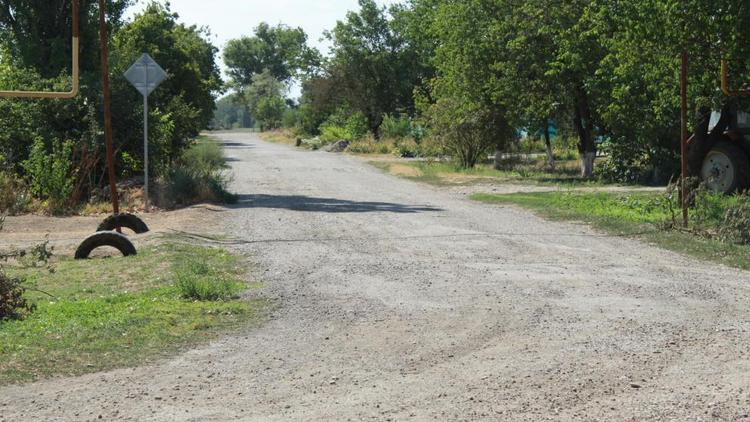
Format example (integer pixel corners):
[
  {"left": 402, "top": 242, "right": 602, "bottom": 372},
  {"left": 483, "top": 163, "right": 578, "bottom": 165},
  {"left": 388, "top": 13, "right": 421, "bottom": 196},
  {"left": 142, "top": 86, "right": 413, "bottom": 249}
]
[{"left": 260, "top": 130, "right": 298, "bottom": 146}]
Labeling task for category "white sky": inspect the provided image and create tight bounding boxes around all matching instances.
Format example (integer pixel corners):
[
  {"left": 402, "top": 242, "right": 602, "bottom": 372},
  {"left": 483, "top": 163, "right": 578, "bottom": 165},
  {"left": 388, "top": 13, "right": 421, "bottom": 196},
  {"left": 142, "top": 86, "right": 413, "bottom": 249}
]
[{"left": 125, "top": 0, "right": 403, "bottom": 97}]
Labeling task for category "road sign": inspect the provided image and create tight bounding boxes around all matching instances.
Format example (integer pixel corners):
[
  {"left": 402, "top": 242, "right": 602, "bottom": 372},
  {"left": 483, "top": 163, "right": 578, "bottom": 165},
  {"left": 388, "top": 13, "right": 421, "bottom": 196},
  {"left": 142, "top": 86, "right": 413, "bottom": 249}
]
[
  {"left": 124, "top": 54, "right": 167, "bottom": 97},
  {"left": 124, "top": 53, "right": 167, "bottom": 212}
]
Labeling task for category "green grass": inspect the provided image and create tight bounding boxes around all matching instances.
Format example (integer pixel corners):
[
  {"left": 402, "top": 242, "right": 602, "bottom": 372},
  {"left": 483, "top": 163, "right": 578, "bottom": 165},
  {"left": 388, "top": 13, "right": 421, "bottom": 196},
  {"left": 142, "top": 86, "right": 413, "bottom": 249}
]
[
  {"left": 0, "top": 242, "right": 267, "bottom": 385},
  {"left": 472, "top": 191, "right": 750, "bottom": 270},
  {"left": 372, "top": 160, "right": 605, "bottom": 187}
]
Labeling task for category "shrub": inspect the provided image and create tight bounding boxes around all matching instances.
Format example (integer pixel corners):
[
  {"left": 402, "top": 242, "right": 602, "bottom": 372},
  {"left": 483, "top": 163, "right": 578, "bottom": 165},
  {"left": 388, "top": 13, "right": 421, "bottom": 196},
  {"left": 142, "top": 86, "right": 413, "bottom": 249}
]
[
  {"left": 158, "top": 140, "right": 236, "bottom": 207},
  {"left": 0, "top": 218, "right": 36, "bottom": 321},
  {"left": 427, "top": 98, "right": 510, "bottom": 168},
  {"left": 718, "top": 195, "right": 750, "bottom": 245},
  {"left": 320, "top": 124, "right": 354, "bottom": 143},
  {"left": 396, "top": 139, "right": 420, "bottom": 158},
  {"left": 181, "top": 141, "right": 226, "bottom": 179},
  {"left": 282, "top": 108, "right": 300, "bottom": 129},
  {"left": 174, "top": 259, "right": 240, "bottom": 301},
  {"left": 347, "top": 137, "right": 395, "bottom": 154},
  {"left": 22, "top": 138, "right": 75, "bottom": 214},
  {"left": 0, "top": 272, "right": 34, "bottom": 321},
  {"left": 381, "top": 114, "right": 411, "bottom": 139},
  {"left": 691, "top": 187, "right": 730, "bottom": 229},
  {"left": 319, "top": 110, "right": 369, "bottom": 143},
  {"left": 0, "top": 172, "right": 30, "bottom": 215},
  {"left": 415, "top": 137, "right": 445, "bottom": 157}
]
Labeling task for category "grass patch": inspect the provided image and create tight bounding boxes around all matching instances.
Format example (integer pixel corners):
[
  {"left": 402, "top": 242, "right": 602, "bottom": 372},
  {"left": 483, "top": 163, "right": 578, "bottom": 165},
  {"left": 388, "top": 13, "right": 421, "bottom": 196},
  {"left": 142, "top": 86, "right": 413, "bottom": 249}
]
[
  {"left": 260, "top": 129, "right": 297, "bottom": 146},
  {"left": 371, "top": 159, "right": 603, "bottom": 187},
  {"left": 0, "top": 242, "right": 266, "bottom": 385},
  {"left": 472, "top": 191, "right": 750, "bottom": 270}
]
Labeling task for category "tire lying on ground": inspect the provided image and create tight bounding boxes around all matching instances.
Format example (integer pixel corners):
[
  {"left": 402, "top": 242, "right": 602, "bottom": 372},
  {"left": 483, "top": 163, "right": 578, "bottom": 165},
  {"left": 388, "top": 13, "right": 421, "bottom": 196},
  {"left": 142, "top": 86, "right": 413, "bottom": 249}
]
[
  {"left": 75, "top": 231, "right": 138, "bottom": 260},
  {"left": 97, "top": 213, "right": 150, "bottom": 234}
]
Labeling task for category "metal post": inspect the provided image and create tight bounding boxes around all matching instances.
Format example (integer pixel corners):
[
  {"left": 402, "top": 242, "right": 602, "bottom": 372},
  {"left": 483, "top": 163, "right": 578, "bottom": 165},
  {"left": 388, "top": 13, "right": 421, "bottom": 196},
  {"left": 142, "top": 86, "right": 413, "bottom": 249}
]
[
  {"left": 98, "top": 0, "right": 120, "bottom": 217},
  {"left": 143, "top": 88, "right": 149, "bottom": 212},
  {"left": 680, "top": 50, "right": 689, "bottom": 228}
]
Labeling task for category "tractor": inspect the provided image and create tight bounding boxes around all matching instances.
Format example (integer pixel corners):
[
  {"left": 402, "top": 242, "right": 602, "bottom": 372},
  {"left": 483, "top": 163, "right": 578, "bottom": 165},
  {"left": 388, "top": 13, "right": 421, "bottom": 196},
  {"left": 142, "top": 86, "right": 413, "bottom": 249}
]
[{"left": 688, "top": 62, "right": 750, "bottom": 194}]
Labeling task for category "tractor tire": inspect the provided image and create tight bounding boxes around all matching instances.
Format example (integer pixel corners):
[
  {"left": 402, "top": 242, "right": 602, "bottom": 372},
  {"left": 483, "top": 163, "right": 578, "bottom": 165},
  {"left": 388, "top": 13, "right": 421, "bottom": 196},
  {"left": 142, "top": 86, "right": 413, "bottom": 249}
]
[
  {"left": 75, "top": 232, "right": 138, "bottom": 260},
  {"left": 97, "top": 213, "right": 149, "bottom": 234},
  {"left": 700, "top": 141, "right": 750, "bottom": 194}
]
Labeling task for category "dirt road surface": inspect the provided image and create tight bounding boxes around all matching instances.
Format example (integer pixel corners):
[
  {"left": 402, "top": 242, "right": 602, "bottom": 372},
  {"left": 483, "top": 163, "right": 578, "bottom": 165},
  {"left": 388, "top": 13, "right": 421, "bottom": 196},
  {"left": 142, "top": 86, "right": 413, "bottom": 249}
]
[{"left": 2, "top": 132, "right": 749, "bottom": 421}]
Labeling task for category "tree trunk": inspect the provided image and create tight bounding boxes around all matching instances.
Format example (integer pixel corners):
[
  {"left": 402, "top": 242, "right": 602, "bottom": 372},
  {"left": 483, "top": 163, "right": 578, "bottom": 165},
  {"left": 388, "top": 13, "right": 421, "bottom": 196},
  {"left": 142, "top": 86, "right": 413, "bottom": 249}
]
[
  {"left": 573, "top": 85, "right": 596, "bottom": 179},
  {"left": 494, "top": 149, "right": 503, "bottom": 170},
  {"left": 543, "top": 123, "right": 555, "bottom": 170}
]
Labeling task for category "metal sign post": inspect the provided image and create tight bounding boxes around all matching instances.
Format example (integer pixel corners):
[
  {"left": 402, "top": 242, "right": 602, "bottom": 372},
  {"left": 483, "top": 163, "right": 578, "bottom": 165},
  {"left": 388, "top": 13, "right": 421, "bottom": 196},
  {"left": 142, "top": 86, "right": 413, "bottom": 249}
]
[{"left": 125, "top": 54, "right": 167, "bottom": 212}]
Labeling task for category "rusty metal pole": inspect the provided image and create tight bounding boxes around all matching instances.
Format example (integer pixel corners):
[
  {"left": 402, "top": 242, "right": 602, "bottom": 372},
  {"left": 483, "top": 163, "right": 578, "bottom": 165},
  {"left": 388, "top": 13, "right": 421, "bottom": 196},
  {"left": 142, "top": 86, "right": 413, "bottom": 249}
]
[
  {"left": 98, "top": 0, "right": 120, "bottom": 216},
  {"left": 680, "top": 50, "right": 689, "bottom": 228}
]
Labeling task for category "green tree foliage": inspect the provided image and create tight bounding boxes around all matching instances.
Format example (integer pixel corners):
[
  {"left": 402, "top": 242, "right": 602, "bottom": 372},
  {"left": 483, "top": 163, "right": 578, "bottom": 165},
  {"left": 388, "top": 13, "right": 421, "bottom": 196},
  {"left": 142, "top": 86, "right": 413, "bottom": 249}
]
[
  {"left": 224, "top": 22, "right": 320, "bottom": 86},
  {"left": 0, "top": 0, "right": 132, "bottom": 77},
  {"left": 211, "top": 96, "right": 254, "bottom": 130},
  {"left": 243, "top": 70, "right": 286, "bottom": 131},
  {"left": 318, "top": 0, "right": 426, "bottom": 137},
  {"left": 418, "top": 0, "right": 515, "bottom": 168},
  {"left": 111, "top": 2, "right": 223, "bottom": 175},
  {"left": 0, "top": 1, "right": 221, "bottom": 207},
  {"left": 22, "top": 137, "right": 75, "bottom": 212}
]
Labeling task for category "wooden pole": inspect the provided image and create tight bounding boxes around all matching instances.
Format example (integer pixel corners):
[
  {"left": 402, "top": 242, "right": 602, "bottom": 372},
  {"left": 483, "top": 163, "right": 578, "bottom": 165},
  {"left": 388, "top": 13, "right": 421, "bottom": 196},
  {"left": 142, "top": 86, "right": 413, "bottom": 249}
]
[
  {"left": 98, "top": 0, "right": 120, "bottom": 216},
  {"left": 680, "top": 50, "right": 689, "bottom": 228}
]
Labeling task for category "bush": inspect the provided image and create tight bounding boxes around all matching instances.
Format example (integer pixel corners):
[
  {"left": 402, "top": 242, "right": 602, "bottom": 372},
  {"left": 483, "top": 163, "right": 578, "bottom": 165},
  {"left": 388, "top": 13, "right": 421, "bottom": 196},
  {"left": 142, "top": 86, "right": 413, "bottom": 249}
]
[
  {"left": 0, "top": 218, "right": 36, "bottom": 321},
  {"left": 0, "top": 272, "right": 34, "bottom": 321},
  {"left": 415, "top": 137, "right": 445, "bottom": 157},
  {"left": 319, "top": 110, "right": 369, "bottom": 143},
  {"left": 347, "top": 137, "right": 395, "bottom": 154},
  {"left": 718, "top": 195, "right": 750, "bottom": 245},
  {"left": 174, "top": 259, "right": 241, "bottom": 301},
  {"left": 282, "top": 108, "right": 300, "bottom": 129},
  {"left": 181, "top": 141, "right": 226, "bottom": 179},
  {"left": 396, "top": 139, "right": 420, "bottom": 158},
  {"left": 381, "top": 114, "right": 412, "bottom": 139},
  {"left": 691, "top": 187, "right": 730, "bottom": 230},
  {"left": 427, "top": 98, "right": 510, "bottom": 168},
  {"left": 0, "top": 172, "right": 30, "bottom": 215},
  {"left": 158, "top": 140, "right": 236, "bottom": 207},
  {"left": 22, "top": 138, "right": 75, "bottom": 214}
]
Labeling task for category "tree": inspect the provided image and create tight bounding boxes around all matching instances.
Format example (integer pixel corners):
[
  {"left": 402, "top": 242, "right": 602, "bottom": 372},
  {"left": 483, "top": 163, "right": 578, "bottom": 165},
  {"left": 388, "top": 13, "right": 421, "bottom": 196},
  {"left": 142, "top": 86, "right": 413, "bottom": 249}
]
[
  {"left": 418, "top": 0, "right": 515, "bottom": 167},
  {"left": 322, "top": 0, "right": 424, "bottom": 137},
  {"left": 211, "top": 95, "right": 254, "bottom": 130},
  {"left": 244, "top": 69, "right": 286, "bottom": 130},
  {"left": 590, "top": 0, "right": 750, "bottom": 183},
  {"left": 110, "top": 2, "right": 223, "bottom": 174},
  {"left": 224, "top": 22, "right": 319, "bottom": 87},
  {"left": 0, "top": 0, "right": 132, "bottom": 77}
]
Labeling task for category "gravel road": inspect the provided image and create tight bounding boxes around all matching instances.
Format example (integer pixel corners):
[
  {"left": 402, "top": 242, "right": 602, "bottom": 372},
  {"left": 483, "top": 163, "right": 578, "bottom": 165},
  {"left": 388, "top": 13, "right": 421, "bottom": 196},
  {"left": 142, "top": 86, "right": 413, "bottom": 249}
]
[{"left": 2, "top": 132, "right": 749, "bottom": 421}]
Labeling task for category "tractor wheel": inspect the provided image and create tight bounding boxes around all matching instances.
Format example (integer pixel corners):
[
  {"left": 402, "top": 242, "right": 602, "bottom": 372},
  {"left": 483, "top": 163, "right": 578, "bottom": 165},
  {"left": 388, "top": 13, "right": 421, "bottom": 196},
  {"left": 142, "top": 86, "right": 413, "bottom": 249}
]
[
  {"left": 75, "top": 232, "right": 137, "bottom": 260},
  {"left": 97, "top": 213, "right": 149, "bottom": 234},
  {"left": 700, "top": 141, "right": 750, "bottom": 194}
]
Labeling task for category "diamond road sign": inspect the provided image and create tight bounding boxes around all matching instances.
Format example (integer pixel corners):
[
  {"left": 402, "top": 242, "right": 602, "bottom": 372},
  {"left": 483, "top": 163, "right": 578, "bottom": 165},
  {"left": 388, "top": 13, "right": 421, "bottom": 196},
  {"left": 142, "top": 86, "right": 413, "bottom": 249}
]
[{"left": 124, "top": 53, "right": 167, "bottom": 97}]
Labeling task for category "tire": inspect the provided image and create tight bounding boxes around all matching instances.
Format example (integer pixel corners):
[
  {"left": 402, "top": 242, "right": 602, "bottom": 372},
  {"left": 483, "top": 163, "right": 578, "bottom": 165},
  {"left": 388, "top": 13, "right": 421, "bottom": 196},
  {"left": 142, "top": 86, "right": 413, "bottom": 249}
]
[
  {"left": 75, "top": 232, "right": 138, "bottom": 260},
  {"left": 97, "top": 213, "right": 149, "bottom": 234},
  {"left": 700, "top": 141, "right": 750, "bottom": 194}
]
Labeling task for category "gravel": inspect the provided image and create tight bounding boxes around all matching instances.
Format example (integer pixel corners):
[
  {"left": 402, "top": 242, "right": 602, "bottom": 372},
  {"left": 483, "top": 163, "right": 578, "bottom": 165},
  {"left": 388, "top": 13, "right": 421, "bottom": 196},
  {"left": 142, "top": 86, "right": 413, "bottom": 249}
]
[{"left": 2, "top": 132, "right": 749, "bottom": 421}]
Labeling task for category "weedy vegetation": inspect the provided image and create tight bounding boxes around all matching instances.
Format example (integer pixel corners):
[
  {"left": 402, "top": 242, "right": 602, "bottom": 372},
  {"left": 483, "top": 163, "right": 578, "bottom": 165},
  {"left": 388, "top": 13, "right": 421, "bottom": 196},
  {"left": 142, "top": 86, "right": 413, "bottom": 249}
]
[
  {"left": 0, "top": 240, "right": 266, "bottom": 385},
  {"left": 472, "top": 186, "right": 750, "bottom": 270}
]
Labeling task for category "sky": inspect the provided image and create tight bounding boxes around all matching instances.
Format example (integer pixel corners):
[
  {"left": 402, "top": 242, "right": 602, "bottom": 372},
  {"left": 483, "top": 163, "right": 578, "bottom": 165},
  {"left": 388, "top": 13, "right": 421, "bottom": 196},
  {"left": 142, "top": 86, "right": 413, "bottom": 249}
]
[{"left": 125, "top": 0, "right": 402, "bottom": 97}]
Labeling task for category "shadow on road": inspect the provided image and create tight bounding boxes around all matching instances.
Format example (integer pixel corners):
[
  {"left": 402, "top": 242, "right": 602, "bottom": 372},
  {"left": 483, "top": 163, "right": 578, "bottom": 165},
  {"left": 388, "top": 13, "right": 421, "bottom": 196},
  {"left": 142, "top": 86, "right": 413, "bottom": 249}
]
[
  {"left": 232, "top": 194, "right": 442, "bottom": 214},
  {"left": 219, "top": 142, "right": 255, "bottom": 149}
]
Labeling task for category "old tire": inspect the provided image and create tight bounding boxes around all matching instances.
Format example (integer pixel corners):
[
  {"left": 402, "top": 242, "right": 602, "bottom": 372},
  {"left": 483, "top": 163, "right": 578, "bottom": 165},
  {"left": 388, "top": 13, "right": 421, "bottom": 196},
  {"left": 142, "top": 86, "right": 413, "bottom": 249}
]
[
  {"left": 700, "top": 141, "right": 750, "bottom": 194},
  {"left": 75, "top": 232, "right": 138, "bottom": 260},
  {"left": 97, "top": 213, "right": 149, "bottom": 234}
]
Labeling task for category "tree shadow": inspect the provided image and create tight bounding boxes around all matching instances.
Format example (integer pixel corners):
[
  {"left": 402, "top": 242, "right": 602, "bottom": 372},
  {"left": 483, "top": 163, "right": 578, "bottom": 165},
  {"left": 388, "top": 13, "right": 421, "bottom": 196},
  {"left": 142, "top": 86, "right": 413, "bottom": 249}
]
[
  {"left": 231, "top": 194, "right": 443, "bottom": 214},
  {"left": 220, "top": 142, "right": 255, "bottom": 149}
]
